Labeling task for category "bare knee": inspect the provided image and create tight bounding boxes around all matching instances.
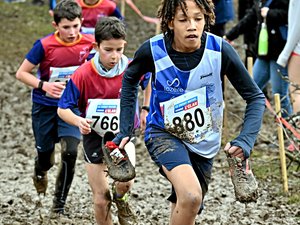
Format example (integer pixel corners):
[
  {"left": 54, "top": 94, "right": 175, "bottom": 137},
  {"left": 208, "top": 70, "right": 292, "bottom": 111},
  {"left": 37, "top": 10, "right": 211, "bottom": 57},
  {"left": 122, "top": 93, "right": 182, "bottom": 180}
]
[
  {"left": 178, "top": 191, "right": 202, "bottom": 214},
  {"left": 93, "top": 189, "right": 111, "bottom": 210}
]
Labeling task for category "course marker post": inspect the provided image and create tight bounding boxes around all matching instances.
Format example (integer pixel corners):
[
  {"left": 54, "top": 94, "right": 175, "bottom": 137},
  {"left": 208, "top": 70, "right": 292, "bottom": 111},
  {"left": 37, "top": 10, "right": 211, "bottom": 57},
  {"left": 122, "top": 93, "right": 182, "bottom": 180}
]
[
  {"left": 274, "top": 93, "right": 289, "bottom": 192},
  {"left": 247, "top": 57, "right": 253, "bottom": 77}
]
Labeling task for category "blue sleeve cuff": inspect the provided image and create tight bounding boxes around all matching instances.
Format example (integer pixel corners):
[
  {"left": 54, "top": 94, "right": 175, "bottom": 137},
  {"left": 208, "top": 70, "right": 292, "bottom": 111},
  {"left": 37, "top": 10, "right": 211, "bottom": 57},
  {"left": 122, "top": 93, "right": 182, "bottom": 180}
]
[{"left": 230, "top": 140, "right": 252, "bottom": 159}]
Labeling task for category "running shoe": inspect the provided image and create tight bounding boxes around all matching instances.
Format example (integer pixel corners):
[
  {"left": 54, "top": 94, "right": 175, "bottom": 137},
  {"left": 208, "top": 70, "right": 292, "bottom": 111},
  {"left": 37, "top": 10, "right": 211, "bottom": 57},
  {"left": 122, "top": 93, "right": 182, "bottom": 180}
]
[
  {"left": 113, "top": 186, "right": 137, "bottom": 225},
  {"left": 225, "top": 152, "right": 258, "bottom": 203}
]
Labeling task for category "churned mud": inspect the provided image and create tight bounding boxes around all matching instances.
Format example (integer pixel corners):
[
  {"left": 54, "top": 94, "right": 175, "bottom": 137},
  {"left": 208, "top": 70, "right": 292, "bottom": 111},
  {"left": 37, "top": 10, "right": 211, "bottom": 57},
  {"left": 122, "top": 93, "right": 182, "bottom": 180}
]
[{"left": 0, "top": 0, "right": 299, "bottom": 224}]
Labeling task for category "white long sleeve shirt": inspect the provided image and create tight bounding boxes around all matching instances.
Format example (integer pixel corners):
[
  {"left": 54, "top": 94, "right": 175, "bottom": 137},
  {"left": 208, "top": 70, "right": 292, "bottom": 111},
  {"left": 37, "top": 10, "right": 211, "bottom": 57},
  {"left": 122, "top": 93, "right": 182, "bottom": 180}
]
[{"left": 277, "top": 0, "right": 300, "bottom": 67}]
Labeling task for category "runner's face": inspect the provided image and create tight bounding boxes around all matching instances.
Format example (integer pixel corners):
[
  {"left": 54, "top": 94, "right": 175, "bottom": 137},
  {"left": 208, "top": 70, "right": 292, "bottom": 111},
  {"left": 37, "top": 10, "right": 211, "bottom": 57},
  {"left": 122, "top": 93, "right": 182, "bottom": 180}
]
[
  {"left": 54, "top": 18, "right": 82, "bottom": 43},
  {"left": 169, "top": 0, "right": 205, "bottom": 52},
  {"left": 96, "top": 39, "right": 126, "bottom": 70}
]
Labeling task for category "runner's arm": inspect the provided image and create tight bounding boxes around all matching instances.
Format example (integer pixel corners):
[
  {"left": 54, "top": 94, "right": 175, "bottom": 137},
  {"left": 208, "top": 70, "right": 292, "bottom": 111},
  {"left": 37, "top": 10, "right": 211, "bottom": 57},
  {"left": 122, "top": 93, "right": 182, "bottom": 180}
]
[
  {"left": 221, "top": 40, "right": 265, "bottom": 158},
  {"left": 113, "top": 41, "right": 154, "bottom": 144}
]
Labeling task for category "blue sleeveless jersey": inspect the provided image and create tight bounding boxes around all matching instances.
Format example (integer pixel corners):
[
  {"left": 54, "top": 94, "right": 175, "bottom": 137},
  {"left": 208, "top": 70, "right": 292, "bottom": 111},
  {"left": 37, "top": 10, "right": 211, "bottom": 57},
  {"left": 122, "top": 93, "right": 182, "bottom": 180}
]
[{"left": 146, "top": 33, "right": 224, "bottom": 158}]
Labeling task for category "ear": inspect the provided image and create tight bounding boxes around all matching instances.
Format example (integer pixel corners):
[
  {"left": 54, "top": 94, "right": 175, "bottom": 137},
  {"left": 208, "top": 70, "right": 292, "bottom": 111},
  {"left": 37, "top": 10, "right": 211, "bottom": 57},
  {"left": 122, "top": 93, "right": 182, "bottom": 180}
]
[
  {"left": 52, "top": 21, "right": 58, "bottom": 30},
  {"left": 92, "top": 42, "right": 99, "bottom": 51},
  {"left": 168, "top": 20, "right": 174, "bottom": 30}
]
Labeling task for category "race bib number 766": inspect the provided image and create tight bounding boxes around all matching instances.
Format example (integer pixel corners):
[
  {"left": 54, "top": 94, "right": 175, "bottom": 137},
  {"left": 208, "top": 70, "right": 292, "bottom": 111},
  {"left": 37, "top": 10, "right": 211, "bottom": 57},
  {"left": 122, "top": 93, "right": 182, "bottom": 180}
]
[{"left": 85, "top": 99, "right": 120, "bottom": 137}]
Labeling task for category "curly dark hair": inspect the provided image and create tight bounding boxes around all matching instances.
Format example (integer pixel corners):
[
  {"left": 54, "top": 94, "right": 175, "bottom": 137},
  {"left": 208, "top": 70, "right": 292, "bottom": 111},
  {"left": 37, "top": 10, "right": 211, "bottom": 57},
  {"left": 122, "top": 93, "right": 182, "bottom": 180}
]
[{"left": 157, "top": 0, "right": 215, "bottom": 39}]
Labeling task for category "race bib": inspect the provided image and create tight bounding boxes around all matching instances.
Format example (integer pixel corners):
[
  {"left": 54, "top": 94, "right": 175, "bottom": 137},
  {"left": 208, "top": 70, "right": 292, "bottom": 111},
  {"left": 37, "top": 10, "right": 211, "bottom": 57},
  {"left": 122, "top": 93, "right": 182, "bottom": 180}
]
[
  {"left": 47, "top": 66, "right": 79, "bottom": 98},
  {"left": 85, "top": 99, "right": 120, "bottom": 137},
  {"left": 160, "top": 87, "right": 213, "bottom": 143}
]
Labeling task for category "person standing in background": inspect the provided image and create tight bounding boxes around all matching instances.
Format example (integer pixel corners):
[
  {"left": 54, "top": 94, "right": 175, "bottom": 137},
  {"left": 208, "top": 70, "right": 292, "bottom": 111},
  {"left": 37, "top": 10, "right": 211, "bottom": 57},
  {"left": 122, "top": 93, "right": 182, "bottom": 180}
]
[
  {"left": 224, "top": 0, "right": 291, "bottom": 118},
  {"left": 210, "top": 0, "right": 235, "bottom": 37},
  {"left": 238, "top": 0, "right": 257, "bottom": 67},
  {"left": 277, "top": 0, "right": 300, "bottom": 113}
]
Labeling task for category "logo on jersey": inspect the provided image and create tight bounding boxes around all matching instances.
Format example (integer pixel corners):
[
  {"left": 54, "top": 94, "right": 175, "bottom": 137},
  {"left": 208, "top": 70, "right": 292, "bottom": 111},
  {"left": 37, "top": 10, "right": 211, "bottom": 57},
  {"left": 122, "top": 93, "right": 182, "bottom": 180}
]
[
  {"left": 79, "top": 46, "right": 90, "bottom": 63},
  {"left": 164, "top": 78, "right": 184, "bottom": 93},
  {"left": 174, "top": 96, "right": 198, "bottom": 113},
  {"left": 200, "top": 72, "right": 213, "bottom": 79}
]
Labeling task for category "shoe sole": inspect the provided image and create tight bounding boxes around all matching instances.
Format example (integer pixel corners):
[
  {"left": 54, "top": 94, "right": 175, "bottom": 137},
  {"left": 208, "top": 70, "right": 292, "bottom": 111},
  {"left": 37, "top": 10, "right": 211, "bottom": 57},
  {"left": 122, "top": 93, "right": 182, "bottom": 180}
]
[{"left": 102, "top": 132, "right": 136, "bottom": 182}]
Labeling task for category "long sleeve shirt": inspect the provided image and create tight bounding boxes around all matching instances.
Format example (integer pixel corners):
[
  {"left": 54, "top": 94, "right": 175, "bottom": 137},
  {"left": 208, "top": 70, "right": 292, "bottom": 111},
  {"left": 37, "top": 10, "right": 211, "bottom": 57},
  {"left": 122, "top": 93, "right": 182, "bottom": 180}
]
[
  {"left": 277, "top": 0, "right": 300, "bottom": 67},
  {"left": 114, "top": 32, "right": 265, "bottom": 159}
]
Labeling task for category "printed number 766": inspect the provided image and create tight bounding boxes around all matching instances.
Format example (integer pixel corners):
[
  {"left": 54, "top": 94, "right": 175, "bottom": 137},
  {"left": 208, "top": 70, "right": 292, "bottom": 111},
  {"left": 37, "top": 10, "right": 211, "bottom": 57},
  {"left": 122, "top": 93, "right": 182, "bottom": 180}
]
[{"left": 92, "top": 115, "right": 119, "bottom": 131}]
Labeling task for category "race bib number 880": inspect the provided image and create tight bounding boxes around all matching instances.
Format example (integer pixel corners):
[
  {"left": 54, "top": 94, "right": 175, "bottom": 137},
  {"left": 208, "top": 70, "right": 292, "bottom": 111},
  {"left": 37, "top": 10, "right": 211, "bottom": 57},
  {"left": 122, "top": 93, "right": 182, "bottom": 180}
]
[
  {"left": 160, "top": 87, "right": 213, "bottom": 143},
  {"left": 85, "top": 99, "right": 120, "bottom": 137}
]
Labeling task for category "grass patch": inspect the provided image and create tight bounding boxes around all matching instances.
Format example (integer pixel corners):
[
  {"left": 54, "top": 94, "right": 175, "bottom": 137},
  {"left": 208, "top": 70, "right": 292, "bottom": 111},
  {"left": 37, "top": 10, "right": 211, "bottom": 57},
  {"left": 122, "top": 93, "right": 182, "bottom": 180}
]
[
  {"left": 0, "top": 2, "right": 53, "bottom": 63},
  {"left": 287, "top": 192, "right": 300, "bottom": 204}
]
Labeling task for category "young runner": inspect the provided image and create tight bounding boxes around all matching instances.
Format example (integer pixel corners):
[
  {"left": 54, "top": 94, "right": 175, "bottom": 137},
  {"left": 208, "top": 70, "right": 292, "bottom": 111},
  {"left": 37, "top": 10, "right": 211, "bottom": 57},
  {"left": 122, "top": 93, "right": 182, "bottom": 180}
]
[
  {"left": 57, "top": 16, "right": 149, "bottom": 225},
  {"left": 16, "top": 0, "right": 94, "bottom": 214},
  {"left": 112, "top": 0, "right": 266, "bottom": 224}
]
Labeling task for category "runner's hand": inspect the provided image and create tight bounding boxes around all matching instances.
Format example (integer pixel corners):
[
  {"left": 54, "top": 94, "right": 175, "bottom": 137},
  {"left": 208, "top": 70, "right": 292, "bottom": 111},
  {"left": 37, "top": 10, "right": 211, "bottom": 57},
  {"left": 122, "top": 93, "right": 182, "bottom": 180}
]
[
  {"left": 43, "top": 81, "right": 66, "bottom": 98},
  {"left": 78, "top": 118, "right": 92, "bottom": 135},
  {"left": 224, "top": 142, "right": 245, "bottom": 160}
]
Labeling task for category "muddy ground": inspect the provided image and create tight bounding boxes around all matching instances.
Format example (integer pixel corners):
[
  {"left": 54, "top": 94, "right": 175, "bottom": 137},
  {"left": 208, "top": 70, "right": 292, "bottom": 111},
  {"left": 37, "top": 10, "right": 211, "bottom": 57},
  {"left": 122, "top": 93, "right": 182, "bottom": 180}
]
[{"left": 0, "top": 1, "right": 299, "bottom": 225}]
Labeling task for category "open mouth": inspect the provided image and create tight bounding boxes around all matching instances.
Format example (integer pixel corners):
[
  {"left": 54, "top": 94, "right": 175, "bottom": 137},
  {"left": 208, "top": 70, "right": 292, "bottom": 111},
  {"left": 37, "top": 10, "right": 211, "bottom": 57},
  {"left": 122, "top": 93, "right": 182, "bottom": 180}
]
[
  {"left": 67, "top": 37, "right": 76, "bottom": 42},
  {"left": 186, "top": 34, "right": 198, "bottom": 39}
]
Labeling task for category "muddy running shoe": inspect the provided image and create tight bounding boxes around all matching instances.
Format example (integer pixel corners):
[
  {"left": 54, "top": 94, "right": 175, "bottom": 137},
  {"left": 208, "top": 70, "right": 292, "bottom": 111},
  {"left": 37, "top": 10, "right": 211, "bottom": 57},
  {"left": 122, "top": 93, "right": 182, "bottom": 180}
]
[
  {"left": 225, "top": 152, "right": 258, "bottom": 203},
  {"left": 32, "top": 171, "right": 48, "bottom": 195},
  {"left": 113, "top": 187, "right": 137, "bottom": 225},
  {"left": 102, "top": 132, "right": 136, "bottom": 182}
]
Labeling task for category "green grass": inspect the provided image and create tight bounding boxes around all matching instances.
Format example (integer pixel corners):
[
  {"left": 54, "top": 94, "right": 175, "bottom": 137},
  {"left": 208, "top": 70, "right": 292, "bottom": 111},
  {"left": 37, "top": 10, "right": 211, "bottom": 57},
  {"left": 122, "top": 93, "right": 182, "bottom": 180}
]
[
  {"left": 0, "top": 2, "right": 53, "bottom": 63},
  {"left": 0, "top": 0, "right": 159, "bottom": 62},
  {"left": 251, "top": 148, "right": 300, "bottom": 206}
]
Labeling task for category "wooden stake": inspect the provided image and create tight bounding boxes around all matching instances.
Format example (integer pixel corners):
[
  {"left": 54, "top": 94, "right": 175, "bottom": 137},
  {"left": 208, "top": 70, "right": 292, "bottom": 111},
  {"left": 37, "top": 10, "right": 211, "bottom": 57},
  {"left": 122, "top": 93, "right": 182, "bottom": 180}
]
[
  {"left": 247, "top": 57, "right": 253, "bottom": 77},
  {"left": 223, "top": 77, "right": 228, "bottom": 142},
  {"left": 247, "top": 57, "right": 255, "bottom": 152},
  {"left": 274, "top": 93, "right": 289, "bottom": 192}
]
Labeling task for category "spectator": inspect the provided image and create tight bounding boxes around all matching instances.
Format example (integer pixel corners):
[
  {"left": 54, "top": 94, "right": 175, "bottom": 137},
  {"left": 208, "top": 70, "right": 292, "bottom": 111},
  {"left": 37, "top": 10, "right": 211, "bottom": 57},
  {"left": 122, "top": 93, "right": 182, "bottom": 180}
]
[
  {"left": 210, "top": 0, "right": 235, "bottom": 37},
  {"left": 277, "top": 0, "right": 300, "bottom": 113},
  {"left": 225, "top": 0, "right": 292, "bottom": 118},
  {"left": 238, "top": 0, "right": 257, "bottom": 67}
]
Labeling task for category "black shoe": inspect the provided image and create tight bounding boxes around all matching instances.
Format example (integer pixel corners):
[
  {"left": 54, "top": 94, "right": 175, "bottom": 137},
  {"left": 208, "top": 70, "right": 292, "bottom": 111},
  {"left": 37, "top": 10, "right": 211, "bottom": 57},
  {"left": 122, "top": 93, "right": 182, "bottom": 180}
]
[{"left": 51, "top": 201, "right": 65, "bottom": 214}]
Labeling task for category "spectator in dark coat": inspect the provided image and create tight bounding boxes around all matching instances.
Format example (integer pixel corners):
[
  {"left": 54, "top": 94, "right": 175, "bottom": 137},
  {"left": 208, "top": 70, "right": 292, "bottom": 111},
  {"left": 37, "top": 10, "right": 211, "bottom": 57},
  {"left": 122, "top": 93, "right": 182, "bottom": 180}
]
[
  {"left": 224, "top": 0, "right": 292, "bottom": 118},
  {"left": 210, "top": 0, "right": 235, "bottom": 37},
  {"left": 238, "top": 0, "right": 257, "bottom": 67}
]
